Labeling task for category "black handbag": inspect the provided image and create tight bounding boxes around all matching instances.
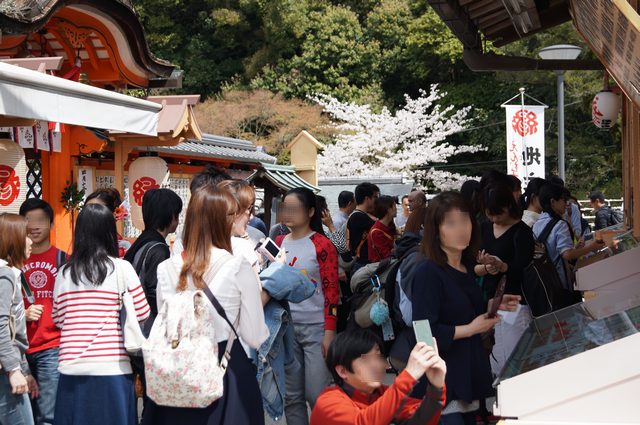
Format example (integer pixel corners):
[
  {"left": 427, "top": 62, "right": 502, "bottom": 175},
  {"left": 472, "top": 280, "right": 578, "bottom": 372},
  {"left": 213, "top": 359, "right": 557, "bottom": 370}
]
[{"left": 388, "top": 326, "right": 415, "bottom": 371}]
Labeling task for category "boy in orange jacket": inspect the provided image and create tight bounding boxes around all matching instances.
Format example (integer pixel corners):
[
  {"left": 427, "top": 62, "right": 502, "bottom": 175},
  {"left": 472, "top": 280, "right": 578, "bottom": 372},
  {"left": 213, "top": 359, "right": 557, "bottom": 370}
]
[{"left": 310, "top": 329, "right": 446, "bottom": 425}]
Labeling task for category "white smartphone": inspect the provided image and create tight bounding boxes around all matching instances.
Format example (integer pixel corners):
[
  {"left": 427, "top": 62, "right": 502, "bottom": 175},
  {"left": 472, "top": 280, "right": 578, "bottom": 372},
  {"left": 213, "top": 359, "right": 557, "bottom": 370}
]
[
  {"left": 256, "top": 238, "right": 282, "bottom": 263},
  {"left": 413, "top": 319, "right": 434, "bottom": 348}
]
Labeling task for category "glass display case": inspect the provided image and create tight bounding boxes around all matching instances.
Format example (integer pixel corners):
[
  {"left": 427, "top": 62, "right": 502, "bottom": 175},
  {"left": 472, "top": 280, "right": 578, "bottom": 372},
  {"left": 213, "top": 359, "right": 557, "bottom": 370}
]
[
  {"left": 494, "top": 247, "right": 640, "bottom": 424},
  {"left": 498, "top": 301, "right": 640, "bottom": 382}
]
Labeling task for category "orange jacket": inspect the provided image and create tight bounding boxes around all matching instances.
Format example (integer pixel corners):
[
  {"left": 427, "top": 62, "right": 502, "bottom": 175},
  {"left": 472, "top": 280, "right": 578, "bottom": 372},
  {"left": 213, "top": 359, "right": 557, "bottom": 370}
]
[{"left": 310, "top": 370, "right": 445, "bottom": 425}]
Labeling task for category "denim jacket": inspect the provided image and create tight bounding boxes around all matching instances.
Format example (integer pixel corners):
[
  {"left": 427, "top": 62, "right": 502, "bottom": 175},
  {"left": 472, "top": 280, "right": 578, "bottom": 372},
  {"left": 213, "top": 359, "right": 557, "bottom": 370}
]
[{"left": 254, "top": 262, "right": 315, "bottom": 420}]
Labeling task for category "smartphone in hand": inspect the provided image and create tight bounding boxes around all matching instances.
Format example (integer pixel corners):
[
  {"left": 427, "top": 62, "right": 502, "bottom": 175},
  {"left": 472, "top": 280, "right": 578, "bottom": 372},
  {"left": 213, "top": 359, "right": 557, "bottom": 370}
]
[
  {"left": 488, "top": 275, "right": 507, "bottom": 318},
  {"left": 413, "top": 319, "right": 434, "bottom": 348},
  {"left": 255, "top": 238, "right": 282, "bottom": 263}
]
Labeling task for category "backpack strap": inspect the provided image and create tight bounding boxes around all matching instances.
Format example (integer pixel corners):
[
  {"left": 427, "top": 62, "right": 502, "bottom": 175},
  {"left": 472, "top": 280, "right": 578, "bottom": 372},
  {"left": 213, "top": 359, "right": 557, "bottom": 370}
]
[
  {"left": 19, "top": 273, "right": 34, "bottom": 304},
  {"left": 537, "top": 217, "right": 561, "bottom": 244},
  {"left": 132, "top": 242, "right": 166, "bottom": 272},
  {"left": 200, "top": 256, "right": 239, "bottom": 371},
  {"left": 134, "top": 242, "right": 168, "bottom": 285},
  {"left": 370, "top": 227, "right": 394, "bottom": 241},
  {"left": 536, "top": 217, "right": 575, "bottom": 289},
  {"left": 201, "top": 286, "right": 239, "bottom": 342},
  {"left": 56, "top": 249, "right": 67, "bottom": 269},
  {"left": 348, "top": 210, "right": 371, "bottom": 261},
  {"left": 173, "top": 254, "right": 239, "bottom": 371},
  {"left": 355, "top": 231, "right": 369, "bottom": 260}
]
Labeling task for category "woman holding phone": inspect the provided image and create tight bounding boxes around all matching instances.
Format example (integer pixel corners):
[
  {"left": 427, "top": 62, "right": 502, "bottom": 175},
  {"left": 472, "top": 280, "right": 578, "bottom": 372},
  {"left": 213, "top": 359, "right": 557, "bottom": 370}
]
[
  {"left": 410, "top": 192, "right": 519, "bottom": 425},
  {"left": 473, "top": 181, "right": 534, "bottom": 376}
]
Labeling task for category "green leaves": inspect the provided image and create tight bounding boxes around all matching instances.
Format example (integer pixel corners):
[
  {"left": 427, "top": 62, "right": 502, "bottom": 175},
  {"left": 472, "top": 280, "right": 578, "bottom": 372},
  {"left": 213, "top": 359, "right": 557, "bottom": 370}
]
[
  {"left": 133, "top": 0, "right": 620, "bottom": 195},
  {"left": 60, "top": 181, "right": 85, "bottom": 214}
]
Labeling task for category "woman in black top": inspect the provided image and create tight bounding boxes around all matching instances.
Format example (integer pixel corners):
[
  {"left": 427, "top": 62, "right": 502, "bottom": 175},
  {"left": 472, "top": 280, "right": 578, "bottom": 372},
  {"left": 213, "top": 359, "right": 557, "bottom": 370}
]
[
  {"left": 474, "top": 182, "right": 534, "bottom": 377},
  {"left": 411, "top": 192, "right": 519, "bottom": 425}
]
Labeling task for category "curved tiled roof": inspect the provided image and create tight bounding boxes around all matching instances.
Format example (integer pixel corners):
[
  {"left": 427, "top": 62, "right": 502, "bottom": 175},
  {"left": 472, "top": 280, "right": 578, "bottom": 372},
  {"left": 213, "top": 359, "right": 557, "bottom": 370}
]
[
  {"left": 247, "top": 163, "right": 319, "bottom": 193},
  {"left": 0, "top": 0, "right": 176, "bottom": 83},
  {"left": 147, "top": 133, "right": 276, "bottom": 165}
]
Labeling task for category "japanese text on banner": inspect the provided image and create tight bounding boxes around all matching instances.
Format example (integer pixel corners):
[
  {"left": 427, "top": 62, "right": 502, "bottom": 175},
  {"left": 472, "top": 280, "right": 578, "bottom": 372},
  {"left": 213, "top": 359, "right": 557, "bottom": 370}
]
[{"left": 505, "top": 105, "right": 545, "bottom": 185}]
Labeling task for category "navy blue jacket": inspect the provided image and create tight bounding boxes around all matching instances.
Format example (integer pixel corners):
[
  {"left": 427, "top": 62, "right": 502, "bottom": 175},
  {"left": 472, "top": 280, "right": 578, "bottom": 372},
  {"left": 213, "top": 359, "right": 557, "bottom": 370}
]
[{"left": 411, "top": 259, "right": 494, "bottom": 403}]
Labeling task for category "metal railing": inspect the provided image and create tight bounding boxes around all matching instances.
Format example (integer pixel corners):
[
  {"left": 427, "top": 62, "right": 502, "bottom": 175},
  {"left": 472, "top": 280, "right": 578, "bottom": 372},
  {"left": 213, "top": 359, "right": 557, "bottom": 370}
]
[{"left": 576, "top": 198, "right": 624, "bottom": 225}]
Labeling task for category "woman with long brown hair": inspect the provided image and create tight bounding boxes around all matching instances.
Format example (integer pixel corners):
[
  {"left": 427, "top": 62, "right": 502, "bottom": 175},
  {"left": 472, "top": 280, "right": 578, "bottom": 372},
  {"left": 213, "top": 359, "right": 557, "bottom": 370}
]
[
  {"left": 217, "top": 180, "right": 262, "bottom": 274},
  {"left": 147, "top": 186, "right": 268, "bottom": 425},
  {"left": 0, "top": 213, "right": 36, "bottom": 425}
]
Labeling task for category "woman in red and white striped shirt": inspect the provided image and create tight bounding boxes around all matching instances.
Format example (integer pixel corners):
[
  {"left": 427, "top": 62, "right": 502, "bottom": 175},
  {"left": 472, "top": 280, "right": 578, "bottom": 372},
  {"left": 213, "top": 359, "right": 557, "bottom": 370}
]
[{"left": 52, "top": 203, "right": 150, "bottom": 425}]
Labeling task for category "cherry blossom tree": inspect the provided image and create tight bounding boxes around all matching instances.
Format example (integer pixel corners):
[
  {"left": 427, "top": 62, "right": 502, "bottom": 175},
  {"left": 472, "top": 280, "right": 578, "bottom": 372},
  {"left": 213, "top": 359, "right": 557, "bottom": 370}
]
[{"left": 310, "top": 85, "right": 483, "bottom": 190}]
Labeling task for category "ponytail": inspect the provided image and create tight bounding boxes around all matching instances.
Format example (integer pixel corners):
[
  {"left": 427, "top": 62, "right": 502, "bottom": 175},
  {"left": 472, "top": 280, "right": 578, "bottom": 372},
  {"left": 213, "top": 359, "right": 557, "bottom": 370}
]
[{"left": 523, "top": 177, "right": 546, "bottom": 209}]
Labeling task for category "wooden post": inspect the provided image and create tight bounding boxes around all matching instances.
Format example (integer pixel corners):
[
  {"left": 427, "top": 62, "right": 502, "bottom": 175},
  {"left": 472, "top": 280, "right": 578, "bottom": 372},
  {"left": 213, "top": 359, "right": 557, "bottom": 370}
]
[
  {"left": 622, "top": 97, "right": 630, "bottom": 230},
  {"left": 41, "top": 129, "right": 74, "bottom": 252},
  {"left": 263, "top": 184, "right": 274, "bottom": 228},
  {"left": 633, "top": 104, "right": 640, "bottom": 238}
]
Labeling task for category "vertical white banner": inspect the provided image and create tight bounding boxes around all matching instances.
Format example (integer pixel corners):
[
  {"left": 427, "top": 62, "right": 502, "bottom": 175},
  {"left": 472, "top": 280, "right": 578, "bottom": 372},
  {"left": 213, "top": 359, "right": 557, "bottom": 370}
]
[{"left": 505, "top": 105, "right": 545, "bottom": 186}]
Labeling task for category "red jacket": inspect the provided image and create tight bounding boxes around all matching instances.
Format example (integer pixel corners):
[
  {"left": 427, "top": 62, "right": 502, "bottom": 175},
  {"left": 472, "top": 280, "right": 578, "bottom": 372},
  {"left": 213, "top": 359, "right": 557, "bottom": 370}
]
[
  {"left": 275, "top": 233, "right": 340, "bottom": 331},
  {"left": 310, "top": 370, "right": 445, "bottom": 425},
  {"left": 368, "top": 220, "right": 395, "bottom": 263}
]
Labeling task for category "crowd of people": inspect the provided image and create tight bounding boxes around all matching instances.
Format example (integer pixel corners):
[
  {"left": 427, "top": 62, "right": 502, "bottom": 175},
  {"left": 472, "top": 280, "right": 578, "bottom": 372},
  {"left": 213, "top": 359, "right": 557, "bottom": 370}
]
[{"left": 0, "top": 165, "right": 615, "bottom": 425}]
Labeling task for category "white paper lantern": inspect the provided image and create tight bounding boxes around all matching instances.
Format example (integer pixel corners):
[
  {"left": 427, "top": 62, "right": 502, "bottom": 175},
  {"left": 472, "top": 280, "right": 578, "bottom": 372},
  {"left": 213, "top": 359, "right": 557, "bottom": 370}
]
[
  {"left": 0, "top": 139, "right": 27, "bottom": 214},
  {"left": 592, "top": 90, "right": 621, "bottom": 129},
  {"left": 127, "top": 156, "right": 169, "bottom": 231}
]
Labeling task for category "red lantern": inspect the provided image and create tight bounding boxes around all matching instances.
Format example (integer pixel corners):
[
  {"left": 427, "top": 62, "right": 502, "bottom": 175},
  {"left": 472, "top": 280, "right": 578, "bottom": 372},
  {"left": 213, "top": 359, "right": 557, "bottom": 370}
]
[
  {"left": 128, "top": 156, "right": 169, "bottom": 231},
  {"left": 0, "top": 139, "right": 27, "bottom": 213}
]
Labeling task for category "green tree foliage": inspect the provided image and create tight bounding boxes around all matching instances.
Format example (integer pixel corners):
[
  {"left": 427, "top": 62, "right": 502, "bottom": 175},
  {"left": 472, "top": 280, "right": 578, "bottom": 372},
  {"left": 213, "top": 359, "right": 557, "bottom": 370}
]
[
  {"left": 250, "top": 5, "right": 384, "bottom": 104},
  {"left": 135, "top": 0, "right": 621, "bottom": 196}
]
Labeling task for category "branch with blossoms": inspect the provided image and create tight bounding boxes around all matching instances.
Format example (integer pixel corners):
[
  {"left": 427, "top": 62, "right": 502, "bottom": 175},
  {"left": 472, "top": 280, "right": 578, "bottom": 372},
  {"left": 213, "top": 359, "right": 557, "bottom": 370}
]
[{"left": 310, "top": 85, "right": 484, "bottom": 190}]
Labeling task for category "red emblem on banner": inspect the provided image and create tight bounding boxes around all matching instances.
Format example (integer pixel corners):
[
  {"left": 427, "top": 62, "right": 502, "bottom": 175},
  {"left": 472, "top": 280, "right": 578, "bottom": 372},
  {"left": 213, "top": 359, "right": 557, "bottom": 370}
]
[
  {"left": 0, "top": 165, "right": 20, "bottom": 206},
  {"left": 512, "top": 109, "right": 539, "bottom": 137},
  {"left": 132, "top": 177, "right": 160, "bottom": 206}
]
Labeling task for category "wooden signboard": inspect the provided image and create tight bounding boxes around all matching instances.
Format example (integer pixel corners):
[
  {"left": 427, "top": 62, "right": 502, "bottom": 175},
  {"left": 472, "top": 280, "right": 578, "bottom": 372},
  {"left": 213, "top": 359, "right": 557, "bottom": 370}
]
[{"left": 570, "top": 0, "right": 640, "bottom": 107}]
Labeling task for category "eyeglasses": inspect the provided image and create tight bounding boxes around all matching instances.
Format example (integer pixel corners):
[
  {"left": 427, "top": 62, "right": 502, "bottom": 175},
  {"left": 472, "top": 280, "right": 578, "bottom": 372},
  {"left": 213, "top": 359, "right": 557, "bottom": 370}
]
[{"left": 232, "top": 204, "right": 255, "bottom": 218}]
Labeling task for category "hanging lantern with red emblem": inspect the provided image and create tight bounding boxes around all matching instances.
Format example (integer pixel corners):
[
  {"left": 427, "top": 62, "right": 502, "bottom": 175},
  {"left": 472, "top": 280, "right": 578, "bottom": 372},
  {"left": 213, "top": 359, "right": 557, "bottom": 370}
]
[
  {"left": 592, "top": 72, "right": 621, "bottom": 129},
  {"left": 127, "top": 155, "right": 169, "bottom": 231},
  {"left": 0, "top": 135, "right": 28, "bottom": 213}
]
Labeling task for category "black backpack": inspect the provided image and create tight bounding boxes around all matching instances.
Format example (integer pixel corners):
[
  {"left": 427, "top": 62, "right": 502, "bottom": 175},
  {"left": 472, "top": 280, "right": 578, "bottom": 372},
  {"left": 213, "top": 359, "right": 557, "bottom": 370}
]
[
  {"left": 522, "top": 218, "right": 580, "bottom": 317},
  {"left": 609, "top": 207, "right": 623, "bottom": 226},
  {"left": 348, "top": 246, "right": 418, "bottom": 330}
]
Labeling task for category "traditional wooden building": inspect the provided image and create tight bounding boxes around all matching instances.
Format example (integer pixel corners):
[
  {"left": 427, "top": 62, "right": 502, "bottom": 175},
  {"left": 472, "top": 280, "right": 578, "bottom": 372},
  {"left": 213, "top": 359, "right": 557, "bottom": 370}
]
[{"left": 0, "top": 0, "right": 201, "bottom": 250}]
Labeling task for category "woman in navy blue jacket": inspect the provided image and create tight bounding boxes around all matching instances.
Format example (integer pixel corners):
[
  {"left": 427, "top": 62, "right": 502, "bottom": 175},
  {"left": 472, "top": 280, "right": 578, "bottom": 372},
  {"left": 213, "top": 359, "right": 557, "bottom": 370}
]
[{"left": 410, "top": 192, "right": 520, "bottom": 425}]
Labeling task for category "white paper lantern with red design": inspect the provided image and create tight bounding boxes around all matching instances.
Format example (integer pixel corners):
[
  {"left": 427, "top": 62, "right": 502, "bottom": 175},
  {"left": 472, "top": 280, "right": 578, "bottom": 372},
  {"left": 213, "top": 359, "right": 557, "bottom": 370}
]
[
  {"left": 127, "top": 156, "right": 169, "bottom": 231},
  {"left": 592, "top": 90, "right": 621, "bottom": 129},
  {"left": 0, "top": 138, "right": 27, "bottom": 213}
]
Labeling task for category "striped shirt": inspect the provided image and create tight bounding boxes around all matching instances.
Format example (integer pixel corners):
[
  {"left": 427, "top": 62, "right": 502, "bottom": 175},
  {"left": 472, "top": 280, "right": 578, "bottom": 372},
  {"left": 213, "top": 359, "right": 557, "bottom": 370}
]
[{"left": 53, "top": 258, "right": 150, "bottom": 376}]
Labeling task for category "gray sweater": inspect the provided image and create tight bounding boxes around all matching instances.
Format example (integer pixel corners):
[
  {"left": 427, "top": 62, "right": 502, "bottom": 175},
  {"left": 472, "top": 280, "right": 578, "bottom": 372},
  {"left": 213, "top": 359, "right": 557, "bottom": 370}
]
[{"left": 0, "top": 263, "right": 30, "bottom": 374}]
